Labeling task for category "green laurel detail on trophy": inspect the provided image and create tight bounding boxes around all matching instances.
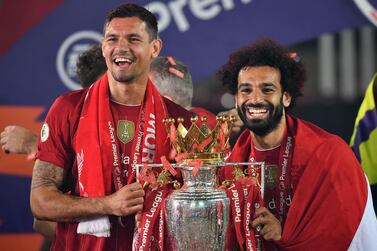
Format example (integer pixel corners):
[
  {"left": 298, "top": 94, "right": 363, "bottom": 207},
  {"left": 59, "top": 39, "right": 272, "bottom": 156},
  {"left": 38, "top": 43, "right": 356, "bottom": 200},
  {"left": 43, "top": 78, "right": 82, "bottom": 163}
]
[
  {"left": 117, "top": 120, "right": 135, "bottom": 144},
  {"left": 265, "top": 165, "right": 277, "bottom": 189}
]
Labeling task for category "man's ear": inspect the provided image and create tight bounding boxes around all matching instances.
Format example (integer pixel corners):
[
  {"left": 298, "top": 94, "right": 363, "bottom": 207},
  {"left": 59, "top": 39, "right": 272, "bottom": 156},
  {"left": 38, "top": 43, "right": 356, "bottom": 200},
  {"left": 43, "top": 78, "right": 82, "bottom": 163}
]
[
  {"left": 151, "top": 38, "right": 162, "bottom": 59},
  {"left": 282, "top": 91, "right": 292, "bottom": 108}
]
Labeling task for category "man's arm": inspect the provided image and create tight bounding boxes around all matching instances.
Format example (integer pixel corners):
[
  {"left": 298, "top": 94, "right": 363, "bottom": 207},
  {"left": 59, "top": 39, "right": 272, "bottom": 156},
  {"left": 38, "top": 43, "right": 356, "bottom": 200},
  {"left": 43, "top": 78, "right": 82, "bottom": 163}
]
[
  {"left": 0, "top": 125, "right": 38, "bottom": 154},
  {"left": 30, "top": 160, "right": 144, "bottom": 222}
]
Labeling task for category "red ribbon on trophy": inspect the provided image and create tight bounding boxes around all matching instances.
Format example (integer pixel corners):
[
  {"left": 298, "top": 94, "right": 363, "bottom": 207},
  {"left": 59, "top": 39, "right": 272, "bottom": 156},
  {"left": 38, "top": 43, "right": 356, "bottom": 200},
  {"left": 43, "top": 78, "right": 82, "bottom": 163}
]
[
  {"left": 225, "top": 177, "right": 264, "bottom": 251},
  {"left": 136, "top": 186, "right": 169, "bottom": 251}
]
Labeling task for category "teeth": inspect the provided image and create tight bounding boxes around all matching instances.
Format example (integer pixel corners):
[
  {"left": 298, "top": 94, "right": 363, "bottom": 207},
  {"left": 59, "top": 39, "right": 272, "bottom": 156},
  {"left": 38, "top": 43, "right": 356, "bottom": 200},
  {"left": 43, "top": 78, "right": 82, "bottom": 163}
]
[
  {"left": 114, "top": 58, "right": 132, "bottom": 63},
  {"left": 248, "top": 108, "right": 267, "bottom": 114}
]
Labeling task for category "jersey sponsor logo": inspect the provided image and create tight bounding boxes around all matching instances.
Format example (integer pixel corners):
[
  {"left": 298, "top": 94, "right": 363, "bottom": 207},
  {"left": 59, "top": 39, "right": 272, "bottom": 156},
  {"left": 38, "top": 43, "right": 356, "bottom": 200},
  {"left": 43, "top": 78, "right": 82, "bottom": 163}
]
[
  {"left": 40, "top": 123, "right": 49, "bottom": 142},
  {"left": 56, "top": 30, "right": 102, "bottom": 90},
  {"left": 117, "top": 120, "right": 135, "bottom": 144}
]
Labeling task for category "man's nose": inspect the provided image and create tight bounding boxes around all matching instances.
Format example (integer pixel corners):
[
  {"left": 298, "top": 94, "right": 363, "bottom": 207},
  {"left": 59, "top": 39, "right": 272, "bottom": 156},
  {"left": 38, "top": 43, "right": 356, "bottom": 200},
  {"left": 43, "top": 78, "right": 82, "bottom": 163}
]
[
  {"left": 248, "top": 90, "right": 263, "bottom": 103},
  {"left": 116, "top": 38, "right": 130, "bottom": 50}
]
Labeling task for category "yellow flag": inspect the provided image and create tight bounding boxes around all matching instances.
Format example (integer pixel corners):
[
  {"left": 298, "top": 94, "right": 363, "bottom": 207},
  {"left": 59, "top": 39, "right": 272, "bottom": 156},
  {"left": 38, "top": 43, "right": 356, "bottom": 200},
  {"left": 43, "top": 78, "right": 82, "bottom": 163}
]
[{"left": 350, "top": 73, "right": 377, "bottom": 185}]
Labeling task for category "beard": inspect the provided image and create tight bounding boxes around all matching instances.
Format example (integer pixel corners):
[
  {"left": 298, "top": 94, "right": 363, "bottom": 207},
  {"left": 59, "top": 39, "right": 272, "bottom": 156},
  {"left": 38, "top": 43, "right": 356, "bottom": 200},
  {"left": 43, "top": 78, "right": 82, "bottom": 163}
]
[
  {"left": 110, "top": 69, "right": 135, "bottom": 83},
  {"left": 237, "top": 98, "right": 284, "bottom": 136}
]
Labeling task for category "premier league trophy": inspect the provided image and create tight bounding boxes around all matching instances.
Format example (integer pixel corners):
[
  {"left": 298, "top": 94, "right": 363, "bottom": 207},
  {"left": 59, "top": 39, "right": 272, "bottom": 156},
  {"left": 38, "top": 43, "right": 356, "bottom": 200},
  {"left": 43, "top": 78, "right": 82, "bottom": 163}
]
[
  {"left": 163, "top": 116, "right": 232, "bottom": 251},
  {"left": 136, "top": 116, "right": 265, "bottom": 251}
]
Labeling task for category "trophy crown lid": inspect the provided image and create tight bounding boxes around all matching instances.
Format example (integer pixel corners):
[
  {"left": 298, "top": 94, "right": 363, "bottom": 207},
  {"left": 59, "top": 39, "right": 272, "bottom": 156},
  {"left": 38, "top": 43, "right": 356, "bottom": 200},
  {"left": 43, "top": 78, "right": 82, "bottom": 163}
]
[{"left": 164, "top": 115, "right": 234, "bottom": 163}]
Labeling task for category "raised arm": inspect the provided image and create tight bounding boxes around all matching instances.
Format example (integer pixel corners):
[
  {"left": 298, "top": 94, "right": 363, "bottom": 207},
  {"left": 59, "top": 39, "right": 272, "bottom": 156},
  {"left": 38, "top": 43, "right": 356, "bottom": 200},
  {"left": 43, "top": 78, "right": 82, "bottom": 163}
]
[
  {"left": 30, "top": 160, "right": 144, "bottom": 222},
  {"left": 0, "top": 125, "right": 38, "bottom": 154}
]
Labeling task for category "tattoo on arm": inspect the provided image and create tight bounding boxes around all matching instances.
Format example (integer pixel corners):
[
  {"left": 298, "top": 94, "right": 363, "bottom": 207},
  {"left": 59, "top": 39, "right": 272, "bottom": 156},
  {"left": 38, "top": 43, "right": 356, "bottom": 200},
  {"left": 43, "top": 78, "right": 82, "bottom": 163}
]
[
  {"left": 31, "top": 160, "right": 64, "bottom": 191},
  {"left": 31, "top": 160, "right": 107, "bottom": 221}
]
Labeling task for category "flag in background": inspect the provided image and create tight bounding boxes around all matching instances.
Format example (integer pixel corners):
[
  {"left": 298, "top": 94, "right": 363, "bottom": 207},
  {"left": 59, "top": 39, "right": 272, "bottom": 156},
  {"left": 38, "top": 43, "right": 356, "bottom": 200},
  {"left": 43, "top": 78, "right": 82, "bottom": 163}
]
[{"left": 350, "top": 73, "right": 377, "bottom": 185}]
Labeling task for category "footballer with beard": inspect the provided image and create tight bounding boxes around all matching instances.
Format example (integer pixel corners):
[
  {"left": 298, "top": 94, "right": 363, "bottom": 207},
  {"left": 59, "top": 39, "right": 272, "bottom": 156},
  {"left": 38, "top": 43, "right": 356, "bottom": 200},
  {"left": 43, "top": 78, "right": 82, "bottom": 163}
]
[{"left": 219, "top": 39, "right": 377, "bottom": 251}]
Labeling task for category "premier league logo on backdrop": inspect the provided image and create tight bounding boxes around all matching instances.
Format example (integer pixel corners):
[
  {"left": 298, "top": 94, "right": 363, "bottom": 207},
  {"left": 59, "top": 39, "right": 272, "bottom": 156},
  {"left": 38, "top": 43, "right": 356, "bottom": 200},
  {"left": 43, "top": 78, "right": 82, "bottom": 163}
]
[{"left": 56, "top": 30, "right": 102, "bottom": 90}]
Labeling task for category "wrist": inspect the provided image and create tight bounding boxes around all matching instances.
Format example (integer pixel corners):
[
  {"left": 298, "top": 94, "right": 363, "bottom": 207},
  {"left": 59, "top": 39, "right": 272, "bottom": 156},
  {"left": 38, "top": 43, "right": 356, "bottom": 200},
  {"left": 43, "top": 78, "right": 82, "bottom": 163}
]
[
  {"left": 27, "top": 137, "right": 38, "bottom": 154},
  {"left": 99, "top": 196, "right": 112, "bottom": 215}
]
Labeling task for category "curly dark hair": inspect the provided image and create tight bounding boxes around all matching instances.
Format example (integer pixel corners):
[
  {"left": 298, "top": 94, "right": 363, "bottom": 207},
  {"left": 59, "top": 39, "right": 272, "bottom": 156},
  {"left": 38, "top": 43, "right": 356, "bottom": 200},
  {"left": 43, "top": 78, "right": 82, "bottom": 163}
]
[
  {"left": 218, "top": 39, "right": 306, "bottom": 111},
  {"left": 76, "top": 44, "right": 107, "bottom": 88}
]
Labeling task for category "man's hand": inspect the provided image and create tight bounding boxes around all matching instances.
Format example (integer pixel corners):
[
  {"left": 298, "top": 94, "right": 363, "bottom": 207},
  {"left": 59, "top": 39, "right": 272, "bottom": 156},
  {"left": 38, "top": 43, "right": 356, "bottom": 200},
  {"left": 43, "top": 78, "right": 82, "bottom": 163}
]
[
  {"left": 0, "top": 125, "right": 38, "bottom": 154},
  {"left": 252, "top": 207, "right": 282, "bottom": 241},
  {"left": 31, "top": 160, "right": 145, "bottom": 222},
  {"left": 105, "top": 182, "right": 145, "bottom": 217},
  {"left": 217, "top": 108, "right": 243, "bottom": 134}
]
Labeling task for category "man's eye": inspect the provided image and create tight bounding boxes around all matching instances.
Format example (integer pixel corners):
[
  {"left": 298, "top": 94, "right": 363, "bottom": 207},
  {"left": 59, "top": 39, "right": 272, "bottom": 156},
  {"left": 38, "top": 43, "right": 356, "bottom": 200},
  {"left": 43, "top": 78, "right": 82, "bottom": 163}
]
[
  {"left": 130, "top": 37, "right": 141, "bottom": 43},
  {"left": 239, "top": 88, "right": 251, "bottom": 94}
]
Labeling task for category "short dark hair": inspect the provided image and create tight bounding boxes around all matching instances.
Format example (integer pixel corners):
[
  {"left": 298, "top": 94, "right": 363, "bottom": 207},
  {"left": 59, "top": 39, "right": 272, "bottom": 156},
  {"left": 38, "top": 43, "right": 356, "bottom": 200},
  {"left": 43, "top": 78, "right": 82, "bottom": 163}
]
[
  {"left": 150, "top": 56, "right": 193, "bottom": 108},
  {"left": 103, "top": 3, "right": 158, "bottom": 42},
  {"left": 76, "top": 44, "right": 107, "bottom": 88},
  {"left": 218, "top": 39, "right": 306, "bottom": 111}
]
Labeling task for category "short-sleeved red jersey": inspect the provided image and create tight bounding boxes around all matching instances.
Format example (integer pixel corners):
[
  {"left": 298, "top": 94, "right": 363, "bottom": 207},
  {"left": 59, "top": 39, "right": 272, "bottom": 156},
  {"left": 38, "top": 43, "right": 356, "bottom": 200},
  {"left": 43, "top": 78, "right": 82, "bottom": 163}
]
[{"left": 37, "top": 87, "right": 192, "bottom": 251}]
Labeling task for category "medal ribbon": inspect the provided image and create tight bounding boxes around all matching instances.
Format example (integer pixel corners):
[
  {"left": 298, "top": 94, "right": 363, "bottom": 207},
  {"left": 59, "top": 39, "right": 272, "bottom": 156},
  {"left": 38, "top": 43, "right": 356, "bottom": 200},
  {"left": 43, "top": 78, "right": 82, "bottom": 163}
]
[
  {"left": 243, "top": 185, "right": 264, "bottom": 251},
  {"left": 158, "top": 204, "right": 165, "bottom": 251},
  {"left": 248, "top": 127, "right": 293, "bottom": 226},
  {"left": 111, "top": 80, "right": 168, "bottom": 190},
  {"left": 108, "top": 108, "right": 145, "bottom": 190},
  {"left": 226, "top": 182, "right": 245, "bottom": 251},
  {"left": 138, "top": 186, "right": 168, "bottom": 251}
]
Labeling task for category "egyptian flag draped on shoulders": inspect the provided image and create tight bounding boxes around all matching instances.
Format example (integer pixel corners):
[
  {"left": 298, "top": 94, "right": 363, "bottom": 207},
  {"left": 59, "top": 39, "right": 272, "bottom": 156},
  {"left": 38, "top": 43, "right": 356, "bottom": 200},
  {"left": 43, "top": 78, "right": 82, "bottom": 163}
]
[{"left": 223, "top": 115, "right": 377, "bottom": 251}]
